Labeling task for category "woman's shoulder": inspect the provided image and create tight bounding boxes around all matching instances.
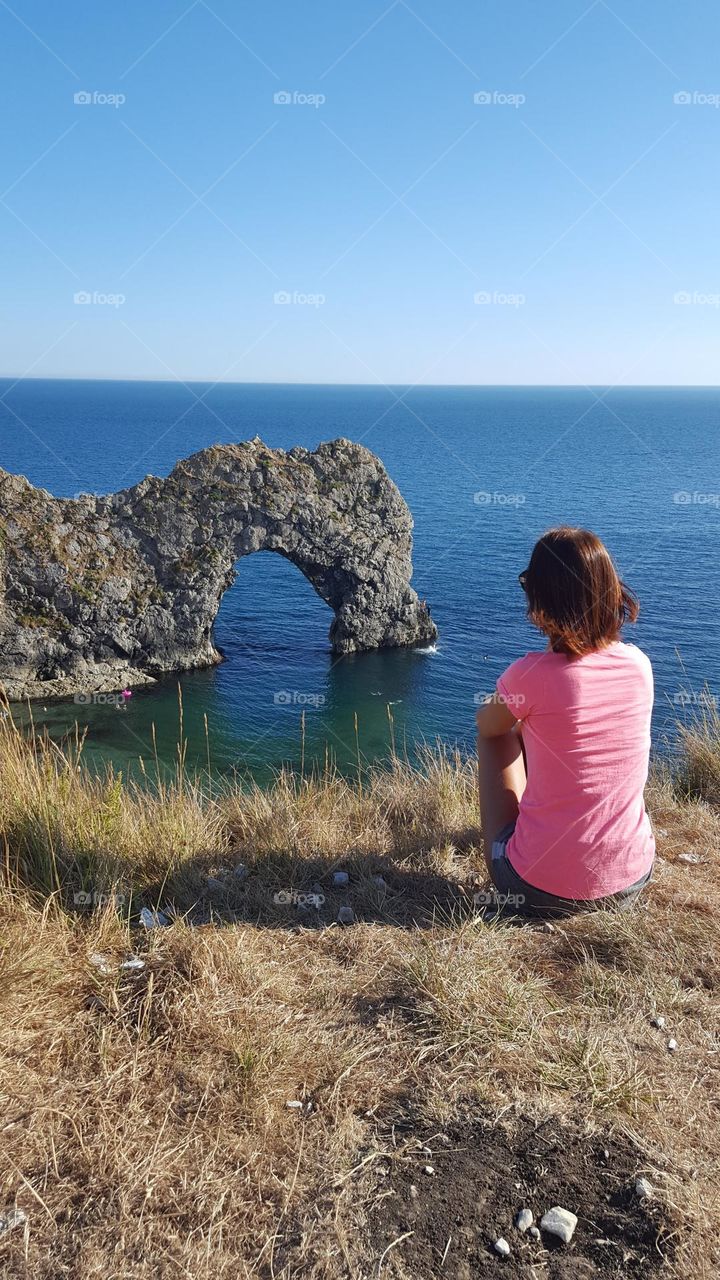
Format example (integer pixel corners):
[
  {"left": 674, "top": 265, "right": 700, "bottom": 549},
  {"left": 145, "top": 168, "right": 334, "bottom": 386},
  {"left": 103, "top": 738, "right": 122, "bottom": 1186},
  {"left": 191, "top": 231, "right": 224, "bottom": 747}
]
[
  {"left": 497, "top": 649, "right": 555, "bottom": 703},
  {"left": 610, "top": 641, "right": 654, "bottom": 688},
  {"left": 499, "top": 648, "right": 551, "bottom": 677},
  {"left": 609, "top": 640, "right": 653, "bottom": 671}
]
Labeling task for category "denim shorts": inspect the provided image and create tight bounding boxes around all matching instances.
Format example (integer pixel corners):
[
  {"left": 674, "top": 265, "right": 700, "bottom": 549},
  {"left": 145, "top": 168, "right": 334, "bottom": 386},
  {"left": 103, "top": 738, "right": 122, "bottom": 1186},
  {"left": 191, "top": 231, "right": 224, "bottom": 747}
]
[{"left": 487, "top": 822, "right": 654, "bottom": 918}]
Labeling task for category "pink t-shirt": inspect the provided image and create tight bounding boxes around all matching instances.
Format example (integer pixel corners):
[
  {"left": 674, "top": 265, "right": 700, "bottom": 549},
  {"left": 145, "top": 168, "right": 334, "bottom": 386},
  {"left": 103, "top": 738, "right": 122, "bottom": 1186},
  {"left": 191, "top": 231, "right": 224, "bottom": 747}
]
[{"left": 496, "top": 641, "right": 655, "bottom": 899}]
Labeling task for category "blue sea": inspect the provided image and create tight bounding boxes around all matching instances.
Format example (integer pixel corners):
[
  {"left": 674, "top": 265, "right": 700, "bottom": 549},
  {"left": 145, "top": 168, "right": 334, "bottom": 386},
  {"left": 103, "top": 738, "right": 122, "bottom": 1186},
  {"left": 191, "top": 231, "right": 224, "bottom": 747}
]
[{"left": 0, "top": 379, "right": 717, "bottom": 780}]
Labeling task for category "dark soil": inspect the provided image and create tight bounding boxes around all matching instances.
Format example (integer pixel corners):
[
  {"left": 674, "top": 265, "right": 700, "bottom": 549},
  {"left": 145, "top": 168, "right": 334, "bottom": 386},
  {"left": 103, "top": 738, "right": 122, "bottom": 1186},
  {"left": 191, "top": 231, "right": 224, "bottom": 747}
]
[{"left": 367, "top": 1112, "right": 674, "bottom": 1278}]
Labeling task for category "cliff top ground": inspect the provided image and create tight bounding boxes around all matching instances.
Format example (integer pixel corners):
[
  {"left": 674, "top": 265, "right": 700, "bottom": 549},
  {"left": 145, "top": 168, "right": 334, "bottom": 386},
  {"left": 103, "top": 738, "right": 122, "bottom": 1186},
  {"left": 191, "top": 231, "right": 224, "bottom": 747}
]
[{"left": 0, "top": 707, "right": 718, "bottom": 1278}]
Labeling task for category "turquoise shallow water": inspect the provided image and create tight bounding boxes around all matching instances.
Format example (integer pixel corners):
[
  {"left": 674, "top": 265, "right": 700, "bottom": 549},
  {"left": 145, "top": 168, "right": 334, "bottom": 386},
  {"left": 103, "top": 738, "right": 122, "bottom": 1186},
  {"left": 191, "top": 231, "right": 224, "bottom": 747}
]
[{"left": 0, "top": 379, "right": 717, "bottom": 780}]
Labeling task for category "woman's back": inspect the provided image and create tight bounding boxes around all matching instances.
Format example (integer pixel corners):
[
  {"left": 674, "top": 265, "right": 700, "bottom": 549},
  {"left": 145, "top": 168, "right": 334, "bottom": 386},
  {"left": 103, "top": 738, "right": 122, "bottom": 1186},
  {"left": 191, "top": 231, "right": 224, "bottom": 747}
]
[{"left": 497, "top": 641, "right": 655, "bottom": 899}]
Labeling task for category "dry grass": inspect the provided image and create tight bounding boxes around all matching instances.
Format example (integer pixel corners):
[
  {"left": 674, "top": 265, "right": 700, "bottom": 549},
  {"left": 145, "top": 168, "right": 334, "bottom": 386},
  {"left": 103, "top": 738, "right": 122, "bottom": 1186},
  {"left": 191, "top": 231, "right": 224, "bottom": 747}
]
[
  {"left": 0, "top": 710, "right": 719, "bottom": 1277},
  {"left": 674, "top": 700, "right": 720, "bottom": 807}
]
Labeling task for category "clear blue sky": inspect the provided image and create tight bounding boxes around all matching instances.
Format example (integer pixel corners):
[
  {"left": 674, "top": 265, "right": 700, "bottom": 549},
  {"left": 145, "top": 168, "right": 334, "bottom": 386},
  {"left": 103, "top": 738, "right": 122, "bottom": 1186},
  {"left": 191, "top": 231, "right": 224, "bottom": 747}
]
[{"left": 2, "top": 0, "right": 719, "bottom": 384}]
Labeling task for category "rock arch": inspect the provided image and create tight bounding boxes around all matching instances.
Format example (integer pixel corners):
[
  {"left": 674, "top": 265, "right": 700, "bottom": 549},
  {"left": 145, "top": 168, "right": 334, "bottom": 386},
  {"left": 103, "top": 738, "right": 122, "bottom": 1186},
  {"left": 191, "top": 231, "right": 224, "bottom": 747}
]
[{"left": 0, "top": 438, "right": 437, "bottom": 699}]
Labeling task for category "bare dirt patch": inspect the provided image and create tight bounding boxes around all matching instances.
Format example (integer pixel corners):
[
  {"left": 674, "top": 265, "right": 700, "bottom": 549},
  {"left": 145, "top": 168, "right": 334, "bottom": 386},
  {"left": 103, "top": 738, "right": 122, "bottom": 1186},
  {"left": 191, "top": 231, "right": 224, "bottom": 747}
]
[{"left": 368, "top": 1113, "right": 674, "bottom": 1279}]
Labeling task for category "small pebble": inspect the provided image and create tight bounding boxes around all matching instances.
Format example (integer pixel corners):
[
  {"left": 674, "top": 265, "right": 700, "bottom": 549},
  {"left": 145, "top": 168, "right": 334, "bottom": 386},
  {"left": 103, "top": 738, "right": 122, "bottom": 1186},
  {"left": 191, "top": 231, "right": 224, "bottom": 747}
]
[
  {"left": 515, "top": 1208, "right": 534, "bottom": 1232},
  {"left": 540, "top": 1206, "right": 578, "bottom": 1244},
  {"left": 602, "top": 1148, "right": 610, "bottom": 1161},
  {"left": 120, "top": 956, "right": 145, "bottom": 971},
  {"left": 285, "top": 1100, "right": 303, "bottom": 1109},
  {"left": 0, "top": 1209, "right": 26, "bottom": 1237},
  {"left": 667, "top": 1038, "right": 678, "bottom": 1052},
  {"left": 635, "top": 1177, "right": 653, "bottom": 1200},
  {"left": 409, "top": 1184, "right": 419, "bottom": 1200},
  {"left": 333, "top": 870, "right": 349, "bottom": 886},
  {"left": 139, "top": 907, "right": 170, "bottom": 929},
  {"left": 494, "top": 1237, "right": 511, "bottom": 1257},
  {"left": 541, "top": 922, "right": 556, "bottom": 933},
  {"left": 423, "top": 1165, "right": 435, "bottom": 1175},
  {"left": 650, "top": 1015, "right": 666, "bottom": 1029},
  {"left": 337, "top": 906, "right": 355, "bottom": 925},
  {"left": 529, "top": 1226, "right": 541, "bottom": 1241}
]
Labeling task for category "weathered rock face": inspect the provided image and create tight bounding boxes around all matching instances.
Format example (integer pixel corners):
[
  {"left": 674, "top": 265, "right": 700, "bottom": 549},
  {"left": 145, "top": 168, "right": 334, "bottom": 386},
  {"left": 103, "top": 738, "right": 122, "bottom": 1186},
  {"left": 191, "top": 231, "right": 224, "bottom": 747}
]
[{"left": 0, "top": 438, "right": 437, "bottom": 699}]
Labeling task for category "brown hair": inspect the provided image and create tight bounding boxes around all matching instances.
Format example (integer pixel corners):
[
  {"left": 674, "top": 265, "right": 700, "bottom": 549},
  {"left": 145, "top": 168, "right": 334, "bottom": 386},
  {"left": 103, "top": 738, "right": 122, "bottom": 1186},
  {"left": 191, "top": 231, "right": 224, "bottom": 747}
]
[{"left": 521, "top": 526, "right": 639, "bottom": 656}]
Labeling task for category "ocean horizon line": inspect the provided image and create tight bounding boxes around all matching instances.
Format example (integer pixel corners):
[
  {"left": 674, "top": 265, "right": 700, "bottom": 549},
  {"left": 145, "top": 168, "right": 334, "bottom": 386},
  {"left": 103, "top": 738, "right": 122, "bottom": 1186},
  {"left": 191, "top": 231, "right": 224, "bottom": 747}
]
[{"left": 1, "top": 376, "right": 719, "bottom": 391}]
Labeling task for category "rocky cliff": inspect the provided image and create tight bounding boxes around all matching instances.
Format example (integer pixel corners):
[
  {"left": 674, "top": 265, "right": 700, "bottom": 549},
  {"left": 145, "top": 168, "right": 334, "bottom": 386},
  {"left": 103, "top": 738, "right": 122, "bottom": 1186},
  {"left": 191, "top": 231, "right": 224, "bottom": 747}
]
[{"left": 0, "top": 438, "right": 437, "bottom": 699}]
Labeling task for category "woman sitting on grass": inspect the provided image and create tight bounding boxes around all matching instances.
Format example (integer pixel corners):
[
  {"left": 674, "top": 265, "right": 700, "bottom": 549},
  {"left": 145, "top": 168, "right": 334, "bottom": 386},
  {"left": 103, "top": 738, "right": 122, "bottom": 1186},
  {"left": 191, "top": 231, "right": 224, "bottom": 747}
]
[{"left": 477, "top": 526, "right": 655, "bottom": 916}]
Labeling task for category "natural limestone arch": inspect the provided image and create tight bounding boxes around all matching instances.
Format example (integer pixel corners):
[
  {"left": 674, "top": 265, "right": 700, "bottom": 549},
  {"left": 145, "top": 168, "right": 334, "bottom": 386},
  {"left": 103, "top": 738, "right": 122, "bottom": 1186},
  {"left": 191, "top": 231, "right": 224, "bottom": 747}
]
[{"left": 0, "top": 438, "right": 437, "bottom": 699}]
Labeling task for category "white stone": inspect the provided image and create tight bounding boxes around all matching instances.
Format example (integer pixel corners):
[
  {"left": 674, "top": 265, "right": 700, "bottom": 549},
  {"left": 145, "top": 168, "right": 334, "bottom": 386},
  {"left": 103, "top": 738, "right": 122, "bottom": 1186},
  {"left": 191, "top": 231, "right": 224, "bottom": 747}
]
[
  {"left": 0, "top": 1209, "right": 26, "bottom": 1236},
  {"left": 333, "top": 870, "right": 349, "bottom": 886},
  {"left": 635, "top": 1177, "right": 653, "bottom": 1200},
  {"left": 423, "top": 1165, "right": 435, "bottom": 1175},
  {"left": 139, "top": 907, "right": 169, "bottom": 929},
  {"left": 409, "top": 1184, "right": 419, "bottom": 1199},
  {"left": 667, "top": 1038, "right": 678, "bottom": 1052},
  {"left": 540, "top": 1206, "right": 578, "bottom": 1244},
  {"left": 528, "top": 1226, "right": 541, "bottom": 1241},
  {"left": 515, "top": 1208, "right": 534, "bottom": 1232},
  {"left": 650, "top": 1015, "right": 665, "bottom": 1029},
  {"left": 285, "top": 1100, "right": 303, "bottom": 1109},
  {"left": 120, "top": 956, "right": 145, "bottom": 971},
  {"left": 494, "top": 1237, "right": 511, "bottom": 1256}
]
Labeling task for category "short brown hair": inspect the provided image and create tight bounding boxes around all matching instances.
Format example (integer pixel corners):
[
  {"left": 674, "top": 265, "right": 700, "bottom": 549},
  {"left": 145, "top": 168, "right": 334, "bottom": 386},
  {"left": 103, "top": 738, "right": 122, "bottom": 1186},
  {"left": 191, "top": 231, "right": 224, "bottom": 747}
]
[{"left": 522, "top": 526, "right": 639, "bottom": 656}]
